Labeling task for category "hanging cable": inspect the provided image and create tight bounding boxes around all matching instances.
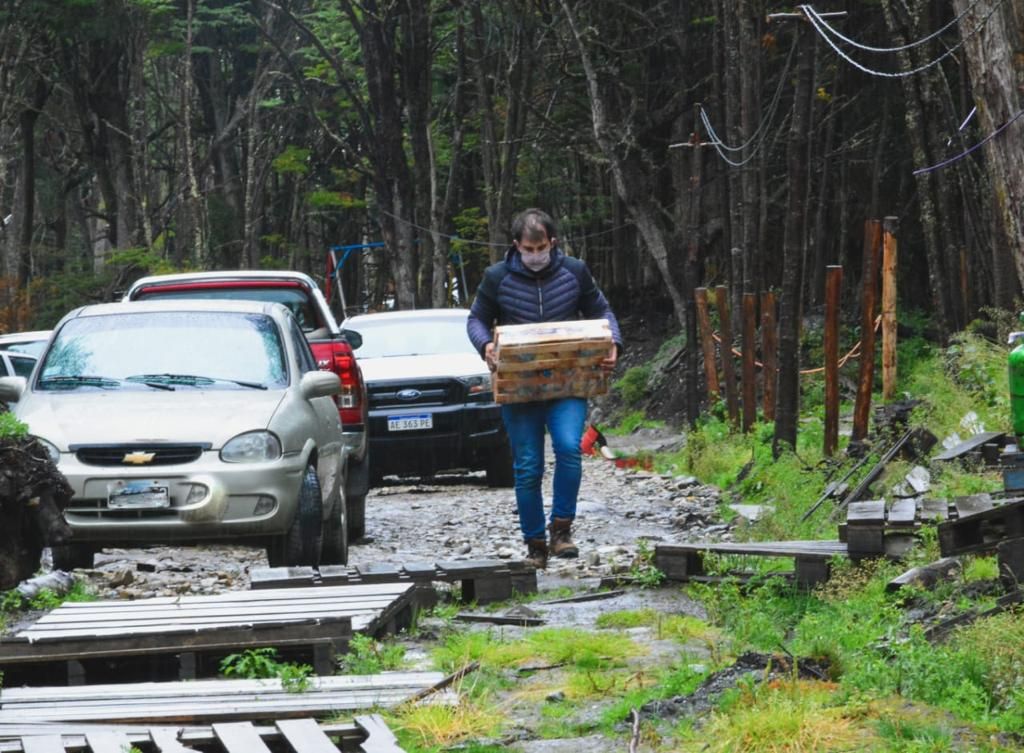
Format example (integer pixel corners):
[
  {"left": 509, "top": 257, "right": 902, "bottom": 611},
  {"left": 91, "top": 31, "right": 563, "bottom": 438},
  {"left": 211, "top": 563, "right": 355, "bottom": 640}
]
[
  {"left": 702, "top": 35, "right": 798, "bottom": 154},
  {"left": 913, "top": 105, "right": 1024, "bottom": 175},
  {"left": 801, "top": 3, "right": 1001, "bottom": 79},
  {"left": 699, "top": 37, "right": 798, "bottom": 168},
  {"left": 805, "top": 0, "right": 986, "bottom": 54}
]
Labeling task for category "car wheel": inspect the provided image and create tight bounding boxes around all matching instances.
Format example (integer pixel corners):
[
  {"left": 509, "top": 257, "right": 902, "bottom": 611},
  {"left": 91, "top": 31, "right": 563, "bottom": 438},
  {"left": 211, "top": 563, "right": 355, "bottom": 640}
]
[
  {"left": 321, "top": 493, "right": 349, "bottom": 566},
  {"left": 50, "top": 543, "right": 95, "bottom": 571},
  {"left": 345, "top": 454, "right": 370, "bottom": 542},
  {"left": 274, "top": 463, "right": 324, "bottom": 567},
  {"left": 486, "top": 443, "right": 515, "bottom": 488}
]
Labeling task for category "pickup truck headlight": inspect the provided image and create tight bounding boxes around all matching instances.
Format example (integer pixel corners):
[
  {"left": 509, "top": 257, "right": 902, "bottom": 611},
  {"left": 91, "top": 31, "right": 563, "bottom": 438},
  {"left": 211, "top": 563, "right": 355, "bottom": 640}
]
[
  {"left": 459, "top": 374, "right": 493, "bottom": 400},
  {"left": 221, "top": 431, "right": 282, "bottom": 463}
]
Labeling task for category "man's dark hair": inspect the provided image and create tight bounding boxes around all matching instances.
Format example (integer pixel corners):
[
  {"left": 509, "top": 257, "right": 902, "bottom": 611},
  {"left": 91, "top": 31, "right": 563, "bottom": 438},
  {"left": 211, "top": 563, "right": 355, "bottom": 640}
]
[{"left": 511, "top": 208, "right": 557, "bottom": 242}]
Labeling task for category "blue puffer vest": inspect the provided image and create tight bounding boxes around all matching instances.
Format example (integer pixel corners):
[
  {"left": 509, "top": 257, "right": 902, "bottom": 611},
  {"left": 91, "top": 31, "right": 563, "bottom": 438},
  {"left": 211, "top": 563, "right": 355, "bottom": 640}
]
[{"left": 466, "top": 246, "right": 623, "bottom": 356}]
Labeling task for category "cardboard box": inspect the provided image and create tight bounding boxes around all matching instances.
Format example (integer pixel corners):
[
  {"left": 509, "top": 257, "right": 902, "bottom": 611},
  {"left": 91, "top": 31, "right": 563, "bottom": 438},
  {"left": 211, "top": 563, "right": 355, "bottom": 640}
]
[{"left": 493, "top": 319, "right": 613, "bottom": 404}]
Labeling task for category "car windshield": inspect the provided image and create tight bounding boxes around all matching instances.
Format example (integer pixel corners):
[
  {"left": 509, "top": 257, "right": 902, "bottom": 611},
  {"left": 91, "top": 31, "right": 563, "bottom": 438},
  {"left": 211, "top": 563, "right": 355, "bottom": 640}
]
[
  {"left": 134, "top": 286, "right": 320, "bottom": 331},
  {"left": 3, "top": 339, "right": 48, "bottom": 357},
  {"left": 347, "top": 314, "right": 475, "bottom": 358},
  {"left": 37, "top": 311, "right": 287, "bottom": 391}
]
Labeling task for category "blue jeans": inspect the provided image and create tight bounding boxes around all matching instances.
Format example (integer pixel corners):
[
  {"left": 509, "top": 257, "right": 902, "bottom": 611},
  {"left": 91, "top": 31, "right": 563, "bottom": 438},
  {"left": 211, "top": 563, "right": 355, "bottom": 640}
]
[{"left": 501, "top": 397, "right": 588, "bottom": 541}]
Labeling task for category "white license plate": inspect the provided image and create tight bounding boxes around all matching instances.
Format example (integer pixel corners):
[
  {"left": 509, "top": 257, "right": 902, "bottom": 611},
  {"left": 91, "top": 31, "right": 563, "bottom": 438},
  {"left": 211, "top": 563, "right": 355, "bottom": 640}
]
[
  {"left": 387, "top": 414, "right": 433, "bottom": 432},
  {"left": 108, "top": 480, "right": 170, "bottom": 509}
]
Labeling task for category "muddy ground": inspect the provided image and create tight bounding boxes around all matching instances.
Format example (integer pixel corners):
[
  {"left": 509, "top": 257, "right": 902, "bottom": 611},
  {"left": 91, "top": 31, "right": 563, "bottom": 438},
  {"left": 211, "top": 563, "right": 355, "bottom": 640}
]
[{"left": 11, "top": 429, "right": 767, "bottom": 751}]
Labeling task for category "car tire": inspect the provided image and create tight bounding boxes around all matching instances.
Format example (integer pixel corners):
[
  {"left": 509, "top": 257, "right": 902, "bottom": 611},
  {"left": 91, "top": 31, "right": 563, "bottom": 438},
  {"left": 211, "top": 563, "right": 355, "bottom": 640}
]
[
  {"left": 50, "top": 543, "right": 95, "bottom": 571},
  {"left": 271, "top": 463, "right": 324, "bottom": 567},
  {"left": 322, "top": 493, "right": 349, "bottom": 566},
  {"left": 485, "top": 443, "right": 515, "bottom": 488},
  {"left": 345, "top": 454, "right": 370, "bottom": 542}
]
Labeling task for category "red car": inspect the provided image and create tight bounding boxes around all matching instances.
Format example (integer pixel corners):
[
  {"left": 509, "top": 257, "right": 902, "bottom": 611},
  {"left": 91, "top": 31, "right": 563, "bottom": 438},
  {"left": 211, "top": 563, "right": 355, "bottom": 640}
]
[{"left": 124, "top": 271, "right": 370, "bottom": 555}]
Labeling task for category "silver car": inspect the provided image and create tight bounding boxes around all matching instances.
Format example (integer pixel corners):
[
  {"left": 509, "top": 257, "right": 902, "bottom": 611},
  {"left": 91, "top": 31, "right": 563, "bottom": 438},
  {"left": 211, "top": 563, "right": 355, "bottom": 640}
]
[{"left": 0, "top": 300, "right": 348, "bottom": 570}]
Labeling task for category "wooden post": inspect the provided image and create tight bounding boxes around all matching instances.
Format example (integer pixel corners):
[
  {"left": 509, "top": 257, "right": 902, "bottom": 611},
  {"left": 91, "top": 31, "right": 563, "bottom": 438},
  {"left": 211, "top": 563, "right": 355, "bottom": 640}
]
[
  {"left": 695, "top": 287, "right": 720, "bottom": 401},
  {"left": 824, "top": 265, "right": 843, "bottom": 456},
  {"left": 742, "top": 292, "right": 757, "bottom": 432},
  {"left": 881, "top": 217, "right": 898, "bottom": 400},
  {"left": 851, "top": 219, "right": 882, "bottom": 443},
  {"left": 715, "top": 285, "right": 740, "bottom": 425},
  {"left": 761, "top": 291, "right": 778, "bottom": 421}
]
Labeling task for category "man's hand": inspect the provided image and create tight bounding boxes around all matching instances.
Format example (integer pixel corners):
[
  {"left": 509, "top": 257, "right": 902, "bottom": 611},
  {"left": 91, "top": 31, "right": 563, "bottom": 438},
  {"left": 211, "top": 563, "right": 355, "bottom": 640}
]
[
  {"left": 601, "top": 343, "right": 618, "bottom": 373},
  {"left": 484, "top": 342, "right": 498, "bottom": 372}
]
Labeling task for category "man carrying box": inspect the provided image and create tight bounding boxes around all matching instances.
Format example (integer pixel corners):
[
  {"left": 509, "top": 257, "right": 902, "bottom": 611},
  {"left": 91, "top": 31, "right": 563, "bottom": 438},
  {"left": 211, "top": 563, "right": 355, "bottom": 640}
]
[{"left": 467, "top": 208, "right": 623, "bottom": 569}]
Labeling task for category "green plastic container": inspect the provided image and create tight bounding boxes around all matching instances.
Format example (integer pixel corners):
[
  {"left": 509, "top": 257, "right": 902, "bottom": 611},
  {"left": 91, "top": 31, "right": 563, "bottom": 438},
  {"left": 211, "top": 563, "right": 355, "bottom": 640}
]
[{"left": 1010, "top": 318, "right": 1024, "bottom": 441}]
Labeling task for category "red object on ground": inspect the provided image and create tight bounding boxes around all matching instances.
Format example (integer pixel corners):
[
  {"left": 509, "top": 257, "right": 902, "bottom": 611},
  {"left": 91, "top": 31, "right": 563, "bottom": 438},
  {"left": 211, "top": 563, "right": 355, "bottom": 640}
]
[{"left": 580, "top": 424, "right": 607, "bottom": 455}]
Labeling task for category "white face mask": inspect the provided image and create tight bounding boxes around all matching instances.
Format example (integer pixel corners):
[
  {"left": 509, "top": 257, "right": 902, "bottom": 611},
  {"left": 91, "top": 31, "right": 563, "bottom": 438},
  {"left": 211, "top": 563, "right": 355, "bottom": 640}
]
[{"left": 521, "top": 250, "right": 551, "bottom": 271}]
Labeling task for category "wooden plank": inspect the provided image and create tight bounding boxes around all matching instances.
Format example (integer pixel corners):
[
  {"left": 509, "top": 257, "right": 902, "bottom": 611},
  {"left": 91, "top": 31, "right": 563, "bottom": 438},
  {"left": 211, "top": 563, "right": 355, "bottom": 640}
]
[
  {"left": 656, "top": 540, "right": 848, "bottom": 558},
  {"left": 150, "top": 727, "right": 204, "bottom": 753},
  {"left": 0, "top": 721, "right": 360, "bottom": 752},
  {"left": 19, "top": 738, "right": 64, "bottom": 753},
  {"left": 920, "top": 498, "right": 950, "bottom": 522},
  {"left": 887, "top": 498, "right": 917, "bottom": 526},
  {"left": 275, "top": 718, "right": 341, "bottom": 753},
  {"left": 852, "top": 219, "right": 882, "bottom": 442},
  {"left": 455, "top": 613, "right": 545, "bottom": 627},
  {"left": 932, "top": 431, "right": 1006, "bottom": 461},
  {"left": 84, "top": 730, "right": 136, "bottom": 753},
  {"left": 355, "top": 714, "right": 406, "bottom": 753},
  {"left": 880, "top": 217, "right": 898, "bottom": 399},
  {"left": 249, "top": 567, "right": 319, "bottom": 589},
  {"left": 214, "top": 722, "right": 273, "bottom": 753}
]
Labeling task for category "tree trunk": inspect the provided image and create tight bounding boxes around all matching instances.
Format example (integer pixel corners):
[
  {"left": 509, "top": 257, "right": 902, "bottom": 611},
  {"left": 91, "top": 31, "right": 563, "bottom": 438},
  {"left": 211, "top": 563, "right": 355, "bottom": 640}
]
[
  {"left": 953, "top": 0, "right": 1024, "bottom": 301},
  {"left": 773, "top": 22, "right": 814, "bottom": 457}
]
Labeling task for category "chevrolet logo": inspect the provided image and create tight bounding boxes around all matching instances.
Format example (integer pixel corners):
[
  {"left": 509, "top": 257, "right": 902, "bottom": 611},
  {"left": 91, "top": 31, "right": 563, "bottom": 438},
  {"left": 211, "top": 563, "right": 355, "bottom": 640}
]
[{"left": 123, "top": 451, "right": 156, "bottom": 465}]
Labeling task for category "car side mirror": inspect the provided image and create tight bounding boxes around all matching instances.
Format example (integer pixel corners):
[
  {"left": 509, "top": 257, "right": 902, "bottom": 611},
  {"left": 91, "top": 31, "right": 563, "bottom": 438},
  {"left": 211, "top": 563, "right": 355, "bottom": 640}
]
[
  {"left": 300, "top": 370, "right": 341, "bottom": 400},
  {"left": 0, "top": 376, "right": 27, "bottom": 403},
  {"left": 342, "top": 329, "right": 363, "bottom": 350}
]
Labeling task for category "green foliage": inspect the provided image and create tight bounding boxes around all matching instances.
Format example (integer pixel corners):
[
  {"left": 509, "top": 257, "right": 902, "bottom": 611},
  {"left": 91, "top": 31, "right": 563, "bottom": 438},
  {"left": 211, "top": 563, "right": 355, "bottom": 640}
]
[
  {"left": 339, "top": 633, "right": 406, "bottom": 675},
  {"left": 219, "top": 648, "right": 313, "bottom": 693},
  {"left": 0, "top": 413, "right": 28, "bottom": 440},
  {"left": 605, "top": 410, "right": 665, "bottom": 436},
  {"left": 612, "top": 365, "right": 651, "bottom": 406},
  {"left": 272, "top": 145, "right": 311, "bottom": 175},
  {"left": 628, "top": 539, "right": 665, "bottom": 587}
]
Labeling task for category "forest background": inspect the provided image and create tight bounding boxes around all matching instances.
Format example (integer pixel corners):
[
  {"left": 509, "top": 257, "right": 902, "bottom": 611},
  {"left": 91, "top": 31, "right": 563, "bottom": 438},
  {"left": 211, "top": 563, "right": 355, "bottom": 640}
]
[{"left": 1, "top": 0, "right": 1023, "bottom": 450}]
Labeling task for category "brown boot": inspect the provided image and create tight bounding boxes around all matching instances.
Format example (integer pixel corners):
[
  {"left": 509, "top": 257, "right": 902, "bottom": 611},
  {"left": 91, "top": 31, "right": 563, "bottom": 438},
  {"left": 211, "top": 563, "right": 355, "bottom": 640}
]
[
  {"left": 525, "top": 538, "right": 548, "bottom": 569},
  {"left": 548, "top": 517, "right": 579, "bottom": 559}
]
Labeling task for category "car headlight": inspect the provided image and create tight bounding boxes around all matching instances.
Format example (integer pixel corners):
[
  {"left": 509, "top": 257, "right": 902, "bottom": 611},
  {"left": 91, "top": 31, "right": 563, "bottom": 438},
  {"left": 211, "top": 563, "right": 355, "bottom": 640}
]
[
  {"left": 33, "top": 437, "right": 60, "bottom": 464},
  {"left": 220, "top": 431, "right": 282, "bottom": 463},
  {"left": 459, "top": 374, "right": 493, "bottom": 400}
]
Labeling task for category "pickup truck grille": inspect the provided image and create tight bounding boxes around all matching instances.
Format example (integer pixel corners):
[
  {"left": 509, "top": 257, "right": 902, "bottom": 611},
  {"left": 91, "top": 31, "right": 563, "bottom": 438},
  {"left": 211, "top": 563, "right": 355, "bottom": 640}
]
[
  {"left": 367, "top": 378, "right": 461, "bottom": 409},
  {"left": 72, "top": 444, "right": 209, "bottom": 466}
]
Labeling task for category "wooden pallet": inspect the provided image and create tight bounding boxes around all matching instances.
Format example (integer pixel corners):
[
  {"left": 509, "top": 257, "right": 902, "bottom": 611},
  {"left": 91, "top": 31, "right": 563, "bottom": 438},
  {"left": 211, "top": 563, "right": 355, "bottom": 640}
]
[
  {"left": 250, "top": 559, "right": 538, "bottom": 604},
  {"left": 654, "top": 540, "right": 850, "bottom": 589},
  {"left": 0, "top": 583, "right": 417, "bottom": 687},
  {"left": 938, "top": 496, "right": 1024, "bottom": 556},
  {"left": 0, "top": 672, "right": 447, "bottom": 724},
  {"left": 0, "top": 714, "right": 406, "bottom": 752}
]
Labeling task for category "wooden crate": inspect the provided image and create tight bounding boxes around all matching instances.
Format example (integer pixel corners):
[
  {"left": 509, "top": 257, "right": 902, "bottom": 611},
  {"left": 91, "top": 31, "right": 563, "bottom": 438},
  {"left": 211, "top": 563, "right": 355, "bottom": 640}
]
[{"left": 493, "top": 319, "right": 612, "bottom": 404}]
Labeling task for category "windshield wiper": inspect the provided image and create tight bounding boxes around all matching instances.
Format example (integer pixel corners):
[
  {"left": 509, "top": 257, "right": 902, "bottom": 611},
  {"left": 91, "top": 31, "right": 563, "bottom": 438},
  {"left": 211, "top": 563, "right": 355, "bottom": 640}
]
[
  {"left": 39, "top": 375, "right": 122, "bottom": 390},
  {"left": 125, "top": 373, "right": 268, "bottom": 390},
  {"left": 122, "top": 375, "right": 176, "bottom": 391}
]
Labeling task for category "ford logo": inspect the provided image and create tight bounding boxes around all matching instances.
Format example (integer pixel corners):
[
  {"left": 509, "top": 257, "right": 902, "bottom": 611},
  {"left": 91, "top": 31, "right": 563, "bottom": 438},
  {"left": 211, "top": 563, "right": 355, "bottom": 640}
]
[{"left": 397, "top": 389, "right": 421, "bottom": 401}]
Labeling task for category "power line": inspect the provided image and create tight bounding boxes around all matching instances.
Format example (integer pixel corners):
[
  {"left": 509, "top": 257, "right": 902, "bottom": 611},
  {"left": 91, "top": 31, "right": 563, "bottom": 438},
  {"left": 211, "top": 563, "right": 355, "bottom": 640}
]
[
  {"left": 804, "top": 0, "right": 985, "bottom": 54},
  {"left": 698, "top": 36, "right": 798, "bottom": 167},
  {"left": 913, "top": 105, "right": 1024, "bottom": 176},
  {"left": 801, "top": 3, "right": 1001, "bottom": 79}
]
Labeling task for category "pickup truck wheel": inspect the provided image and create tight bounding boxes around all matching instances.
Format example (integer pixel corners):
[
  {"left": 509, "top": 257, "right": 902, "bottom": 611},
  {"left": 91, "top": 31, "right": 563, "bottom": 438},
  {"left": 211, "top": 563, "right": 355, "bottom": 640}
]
[
  {"left": 344, "top": 454, "right": 369, "bottom": 542},
  {"left": 321, "top": 494, "right": 349, "bottom": 565},
  {"left": 50, "top": 543, "right": 95, "bottom": 571},
  {"left": 485, "top": 444, "right": 515, "bottom": 488},
  {"left": 270, "top": 464, "right": 323, "bottom": 567},
  {"left": 346, "top": 495, "right": 366, "bottom": 542}
]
